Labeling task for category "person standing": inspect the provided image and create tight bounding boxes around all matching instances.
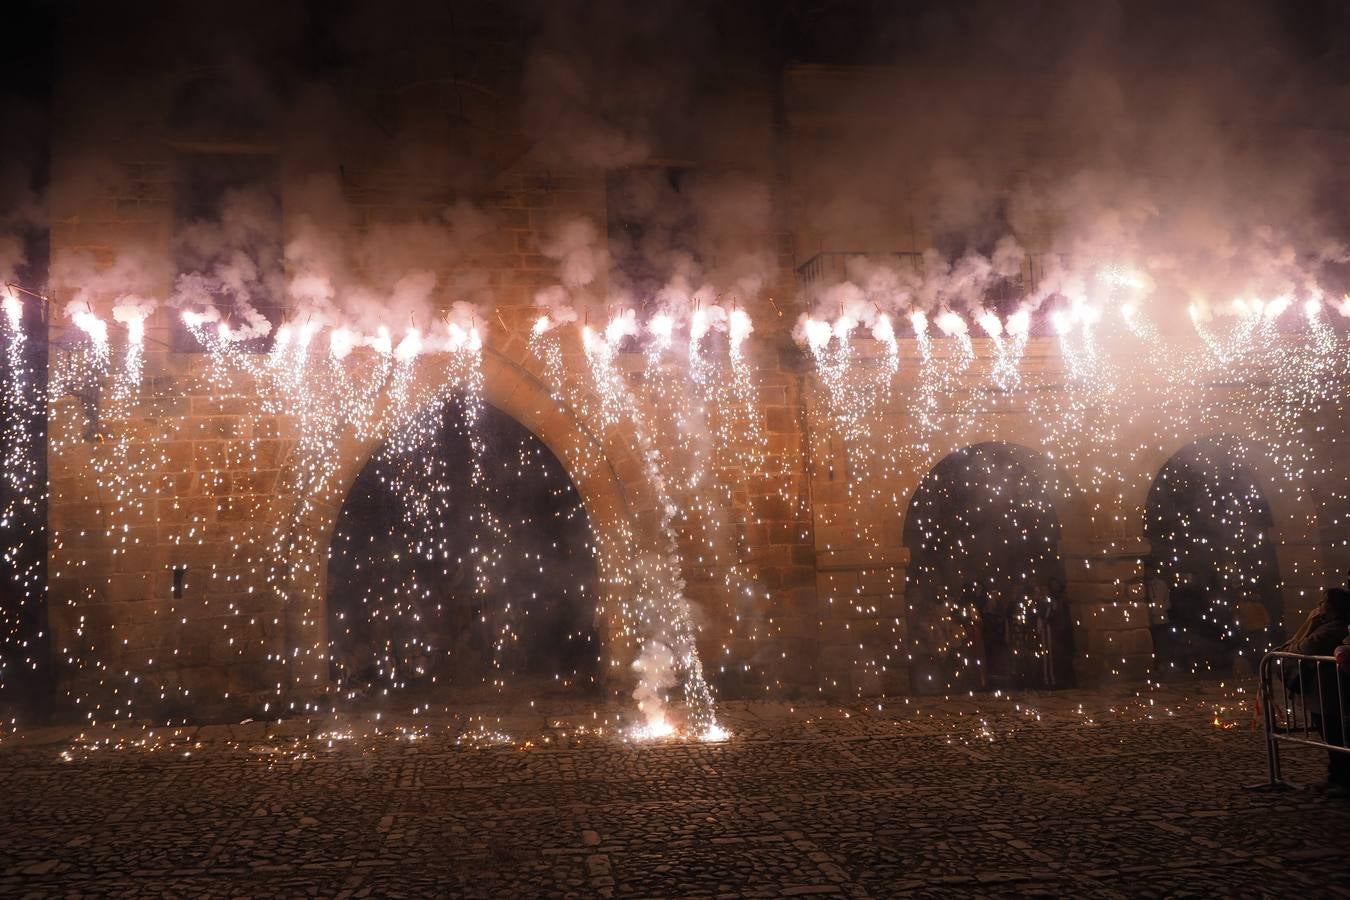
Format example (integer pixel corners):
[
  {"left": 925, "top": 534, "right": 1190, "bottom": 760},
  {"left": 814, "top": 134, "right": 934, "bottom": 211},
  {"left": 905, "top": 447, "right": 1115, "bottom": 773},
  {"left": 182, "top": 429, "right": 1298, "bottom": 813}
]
[
  {"left": 1280, "top": 588, "right": 1350, "bottom": 793},
  {"left": 962, "top": 580, "right": 989, "bottom": 690},
  {"left": 1035, "top": 585, "right": 1056, "bottom": 688},
  {"left": 976, "top": 584, "right": 1009, "bottom": 691},
  {"left": 1047, "top": 576, "right": 1076, "bottom": 688}
]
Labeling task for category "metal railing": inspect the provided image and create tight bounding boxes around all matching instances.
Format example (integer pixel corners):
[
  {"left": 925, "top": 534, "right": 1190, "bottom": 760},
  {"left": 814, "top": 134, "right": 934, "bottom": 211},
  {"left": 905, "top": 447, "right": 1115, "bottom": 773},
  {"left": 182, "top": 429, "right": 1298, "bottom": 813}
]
[{"left": 1255, "top": 651, "right": 1348, "bottom": 789}]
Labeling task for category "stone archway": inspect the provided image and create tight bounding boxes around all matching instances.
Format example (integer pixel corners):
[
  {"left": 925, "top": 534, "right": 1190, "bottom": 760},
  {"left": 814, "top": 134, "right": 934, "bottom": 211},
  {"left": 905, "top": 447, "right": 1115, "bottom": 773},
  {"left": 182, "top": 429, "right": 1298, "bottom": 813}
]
[
  {"left": 902, "top": 441, "right": 1072, "bottom": 694},
  {"left": 325, "top": 393, "right": 603, "bottom": 703},
  {"left": 277, "top": 341, "right": 669, "bottom": 706},
  {"left": 1142, "top": 436, "right": 1287, "bottom": 677}
]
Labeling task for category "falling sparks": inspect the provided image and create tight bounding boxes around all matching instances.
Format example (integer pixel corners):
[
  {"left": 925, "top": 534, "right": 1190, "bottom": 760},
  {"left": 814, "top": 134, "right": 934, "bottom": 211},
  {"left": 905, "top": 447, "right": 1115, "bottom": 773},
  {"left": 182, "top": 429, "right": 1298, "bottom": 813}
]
[{"left": 0, "top": 245, "right": 1347, "bottom": 752}]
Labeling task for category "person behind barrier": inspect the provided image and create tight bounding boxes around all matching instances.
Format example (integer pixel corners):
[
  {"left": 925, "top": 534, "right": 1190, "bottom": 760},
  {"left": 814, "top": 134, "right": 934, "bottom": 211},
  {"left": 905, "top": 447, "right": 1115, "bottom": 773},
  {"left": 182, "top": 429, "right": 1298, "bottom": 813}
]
[
  {"left": 1281, "top": 588, "right": 1350, "bottom": 657},
  {"left": 1280, "top": 587, "right": 1350, "bottom": 792}
]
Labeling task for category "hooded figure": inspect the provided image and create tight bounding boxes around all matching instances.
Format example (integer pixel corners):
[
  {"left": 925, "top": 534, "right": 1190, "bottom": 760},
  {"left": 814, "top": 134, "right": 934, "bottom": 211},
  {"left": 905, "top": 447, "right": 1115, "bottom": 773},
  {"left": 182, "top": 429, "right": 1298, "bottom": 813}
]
[
  {"left": 1280, "top": 588, "right": 1350, "bottom": 657},
  {"left": 1279, "top": 587, "right": 1350, "bottom": 792}
]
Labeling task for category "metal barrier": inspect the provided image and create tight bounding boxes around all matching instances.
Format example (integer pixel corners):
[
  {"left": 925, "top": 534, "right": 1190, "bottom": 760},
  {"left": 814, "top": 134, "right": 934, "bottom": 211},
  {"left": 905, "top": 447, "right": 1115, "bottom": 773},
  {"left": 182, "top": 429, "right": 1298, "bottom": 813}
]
[{"left": 1255, "top": 651, "right": 1349, "bottom": 789}]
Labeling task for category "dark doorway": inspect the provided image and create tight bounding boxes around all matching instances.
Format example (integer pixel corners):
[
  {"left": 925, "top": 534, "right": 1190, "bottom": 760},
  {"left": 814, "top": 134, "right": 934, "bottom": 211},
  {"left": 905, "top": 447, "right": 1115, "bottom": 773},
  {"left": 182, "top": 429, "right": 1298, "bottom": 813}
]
[
  {"left": 903, "top": 443, "right": 1070, "bottom": 694},
  {"left": 326, "top": 396, "right": 601, "bottom": 707},
  {"left": 1144, "top": 441, "right": 1281, "bottom": 678}
]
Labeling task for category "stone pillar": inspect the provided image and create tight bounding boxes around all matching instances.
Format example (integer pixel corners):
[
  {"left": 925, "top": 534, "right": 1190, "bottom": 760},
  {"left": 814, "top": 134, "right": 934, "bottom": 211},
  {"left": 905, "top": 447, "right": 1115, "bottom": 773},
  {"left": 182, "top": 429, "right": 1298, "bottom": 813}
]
[
  {"left": 1059, "top": 486, "right": 1154, "bottom": 684},
  {"left": 1061, "top": 536, "right": 1152, "bottom": 684}
]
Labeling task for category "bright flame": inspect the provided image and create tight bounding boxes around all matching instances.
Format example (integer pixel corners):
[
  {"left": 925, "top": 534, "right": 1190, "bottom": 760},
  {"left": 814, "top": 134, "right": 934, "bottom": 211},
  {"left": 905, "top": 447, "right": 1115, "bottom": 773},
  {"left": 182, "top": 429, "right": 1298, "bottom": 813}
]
[
  {"left": 832, "top": 315, "right": 856, "bottom": 341},
  {"left": 330, "top": 327, "right": 357, "bottom": 359},
  {"left": 72, "top": 309, "right": 109, "bottom": 346},
  {"left": 728, "top": 308, "right": 753, "bottom": 353},
  {"left": 700, "top": 722, "right": 731, "bottom": 742},
  {"left": 689, "top": 308, "right": 709, "bottom": 345},
  {"left": 605, "top": 310, "right": 637, "bottom": 345},
  {"left": 119, "top": 313, "right": 146, "bottom": 345},
  {"left": 3, "top": 293, "right": 22, "bottom": 328},
  {"left": 647, "top": 312, "right": 674, "bottom": 345},
  {"left": 371, "top": 325, "right": 392, "bottom": 356},
  {"left": 632, "top": 714, "right": 676, "bottom": 741},
  {"left": 532, "top": 315, "right": 551, "bottom": 336},
  {"left": 446, "top": 322, "right": 474, "bottom": 352},
  {"left": 581, "top": 324, "right": 602, "bottom": 354},
  {"left": 1262, "top": 295, "right": 1291, "bottom": 320},
  {"left": 871, "top": 313, "right": 896, "bottom": 347},
  {"left": 296, "top": 320, "right": 319, "bottom": 348},
  {"left": 803, "top": 317, "right": 831, "bottom": 352},
  {"left": 935, "top": 309, "right": 966, "bottom": 336},
  {"left": 394, "top": 328, "right": 422, "bottom": 362}
]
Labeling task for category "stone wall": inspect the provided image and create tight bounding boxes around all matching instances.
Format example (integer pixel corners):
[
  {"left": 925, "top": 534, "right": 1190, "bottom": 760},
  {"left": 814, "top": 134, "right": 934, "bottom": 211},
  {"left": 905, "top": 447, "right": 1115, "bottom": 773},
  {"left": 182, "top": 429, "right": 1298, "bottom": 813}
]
[{"left": 38, "top": 34, "right": 1349, "bottom": 720}]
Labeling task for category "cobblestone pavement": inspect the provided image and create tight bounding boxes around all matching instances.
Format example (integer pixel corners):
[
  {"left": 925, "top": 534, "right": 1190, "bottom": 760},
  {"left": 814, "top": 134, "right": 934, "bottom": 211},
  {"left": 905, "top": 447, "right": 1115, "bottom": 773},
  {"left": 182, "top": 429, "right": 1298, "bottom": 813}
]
[{"left": 2, "top": 681, "right": 1348, "bottom": 898}]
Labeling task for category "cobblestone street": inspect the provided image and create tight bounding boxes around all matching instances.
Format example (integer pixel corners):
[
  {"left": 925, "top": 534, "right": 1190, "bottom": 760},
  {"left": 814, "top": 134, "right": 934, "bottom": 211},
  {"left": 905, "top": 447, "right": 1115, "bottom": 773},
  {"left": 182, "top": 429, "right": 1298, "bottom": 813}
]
[{"left": 2, "top": 682, "right": 1348, "bottom": 898}]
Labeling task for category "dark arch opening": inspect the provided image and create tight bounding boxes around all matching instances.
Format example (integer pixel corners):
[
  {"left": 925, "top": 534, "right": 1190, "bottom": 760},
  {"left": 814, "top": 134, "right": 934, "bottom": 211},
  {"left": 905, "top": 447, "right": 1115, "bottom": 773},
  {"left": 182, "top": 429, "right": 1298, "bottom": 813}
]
[
  {"left": 1144, "top": 441, "right": 1281, "bottom": 677},
  {"left": 903, "top": 443, "right": 1072, "bottom": 694},
  {"left": 326, "top": 395, "right": 602, "bottom": 707}
]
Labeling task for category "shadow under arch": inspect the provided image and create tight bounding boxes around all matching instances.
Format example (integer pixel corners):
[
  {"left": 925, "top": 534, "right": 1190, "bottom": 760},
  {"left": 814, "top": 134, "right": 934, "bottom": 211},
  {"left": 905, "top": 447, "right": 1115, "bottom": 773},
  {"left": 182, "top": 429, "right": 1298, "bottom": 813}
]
[
  {"left": 282, "top": 344, "right": 666, "bottom": 705},
  {"left": 1142, "top": 436, "right": 1283, "bottom": 677},
  {"left": 902, "top": 441, "right": 1073, "bottom": 694},
  {"left": 326, "top": 393, "right": 602, "bottom": 704}
]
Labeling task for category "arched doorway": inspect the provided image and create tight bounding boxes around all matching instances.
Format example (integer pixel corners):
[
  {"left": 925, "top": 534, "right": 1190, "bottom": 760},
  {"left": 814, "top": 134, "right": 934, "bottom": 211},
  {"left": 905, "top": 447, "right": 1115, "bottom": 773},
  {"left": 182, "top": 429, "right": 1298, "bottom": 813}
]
[
  {"left": 903, "top": 443, "right": 1071, "bottom": 693},
  {"left": 325, "top": 394, "right": 602, "bottom": 706},
  {"left": 1144, "top": 440, "right": 1281, "bottom": 677}
]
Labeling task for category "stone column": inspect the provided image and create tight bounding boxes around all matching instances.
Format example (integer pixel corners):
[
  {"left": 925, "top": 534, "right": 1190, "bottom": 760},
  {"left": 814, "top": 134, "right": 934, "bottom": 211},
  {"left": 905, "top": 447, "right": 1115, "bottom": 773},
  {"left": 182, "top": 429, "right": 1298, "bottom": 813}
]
[{"left": 1059, "top": 492, "right": 1154, "bottom": 685}]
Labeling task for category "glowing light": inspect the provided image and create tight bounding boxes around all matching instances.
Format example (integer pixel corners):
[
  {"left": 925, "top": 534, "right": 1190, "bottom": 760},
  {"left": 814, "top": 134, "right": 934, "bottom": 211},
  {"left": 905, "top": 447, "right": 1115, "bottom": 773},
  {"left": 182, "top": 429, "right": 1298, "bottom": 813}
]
[
  {"left": 935, "top": 309, "right": 965, "bottom": 337},
  {"left": 118, "top": 313, "right": 146, "bottom": 345},
  {"left": 689, "top": 307, "right": 709, "bottom": 346},
  {"left": 871, "top": 313, "right": 896, "bottom": 349},
  {"left": 330, "top": 327, "right": 357, "bottom": 359},
  {"left": 371, "top": 325, "right": 392, "bottom": 355},
  {"left": 394, "top": 328, "right": 422, "bottom": 362},
  {"left": 700, "top": 722, "right": 731, "bottom": 742},
  {"left": 647, "top": 312, "right": 674, "bottom": 344},
  {"left": 605, "top": 309, "right": 637, "bottom": 345},
  {"left": 3, "top": 293, "right": 22, "bottom": 328},
  {"left": 296, "top": 319, "right": 319, "bottom": 348},
  {"left": 803, "top": 317, "right": 831, "bottom": 351},
  {"left": 72, "top": 308, "right": 109, "bottom": 347},
  {"left": 976, "top": 309, "right": 1002, "bottom": 339},
  {"left": 1005, "top": 307, "right": 1031, "bottom": 337},
  {"left": 728, "top": 308, "right": 753, "bottom": 355},
  {"left": 1262, "top": 295, "right": 1291, "bottom": 320},
  {"left": 631, "top": 716, "right": 677, "bottom": 741}
]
